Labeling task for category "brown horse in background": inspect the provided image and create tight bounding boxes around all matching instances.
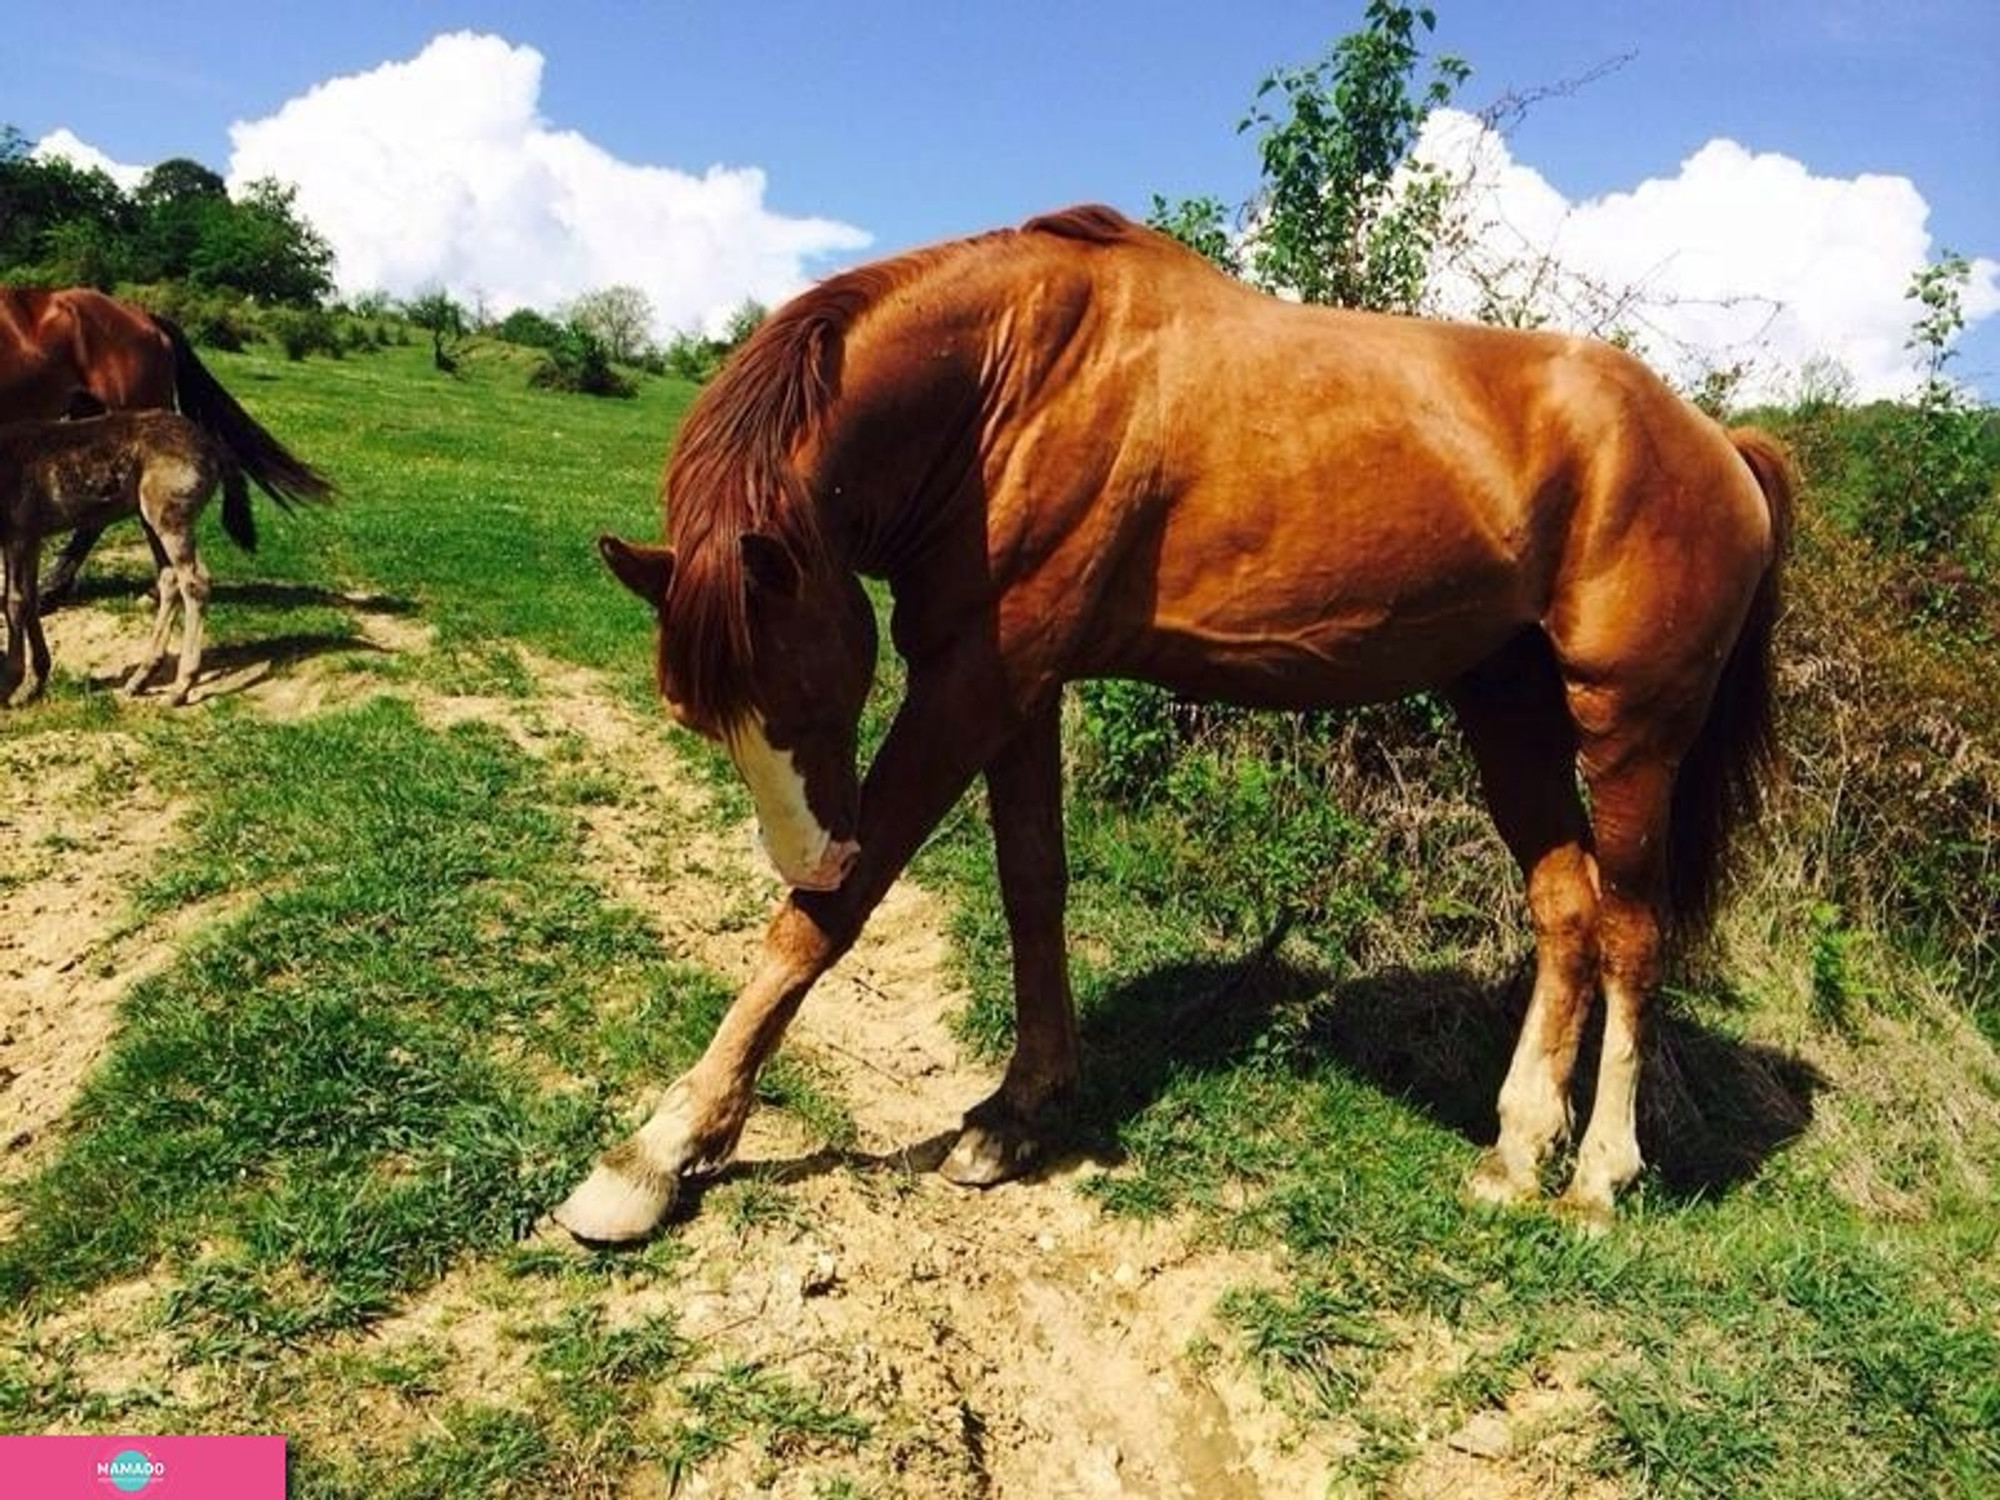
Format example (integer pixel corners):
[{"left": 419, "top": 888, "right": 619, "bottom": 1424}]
[
  {"left": 566, "top": 204, "right": 1795, "bottom": 1244},
  {"left": 0, "top": 286, "right": 332, "bottom": 603}
]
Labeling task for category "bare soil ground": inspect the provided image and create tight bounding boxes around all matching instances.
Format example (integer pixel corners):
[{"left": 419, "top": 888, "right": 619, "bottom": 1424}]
[{"left": 2, "top": 601, "right": 1619, "bottom": 1498}]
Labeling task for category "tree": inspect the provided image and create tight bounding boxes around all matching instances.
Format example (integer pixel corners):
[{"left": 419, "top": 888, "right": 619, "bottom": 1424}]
[
  {"left": 495, "top": 306, "right": 564, "bottom": 350},
  {"left": 662, "top": 299, "right": 767, "bottom": 383},
  {"left": 1144, "top": 193, "right": 1242, "bottom": 276},
  {"left": 133, "top": 157, "right": 229, "bottom": 283},
  {"left": 0, "top": 131, "right": 135, "bottom": 283},
  {"left": 188, "top": 178, "right": 333, "bottom": 304},
  {"left": 1866, "top": 253, "right": 1996, "bottom": 570},
  {"left": 1238, "top": 1, "right": 1469, "bottom": 311},
  {"left": 566, "top": 285, "right": 656, "bottom": 365},
  {"left": 404, "top": 289, "right": 468, "bottom": 373},
  {"left": 1145, "top": 4, "right": 1468, "bottom": 312},
  {"left": 531, "top": 322, "right": 637, "bottom": 398}
]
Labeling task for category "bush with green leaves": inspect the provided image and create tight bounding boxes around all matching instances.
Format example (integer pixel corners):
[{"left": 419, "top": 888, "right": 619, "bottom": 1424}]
[
  {"left": 1862, "top": 255, "right": 1998, "bottom": 577},
  {"left": 530, "top": 323, "right": 637, "bottom": 398}
]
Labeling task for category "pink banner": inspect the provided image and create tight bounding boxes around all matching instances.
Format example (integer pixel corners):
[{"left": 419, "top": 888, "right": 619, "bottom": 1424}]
[{"left": 0, "top": 1435, "right": 286, "bottom": 1497}]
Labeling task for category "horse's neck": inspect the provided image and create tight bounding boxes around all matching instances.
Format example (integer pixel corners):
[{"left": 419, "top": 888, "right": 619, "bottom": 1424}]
[{"left": 812, "top": 310, "right": 996, "bottom": 582}]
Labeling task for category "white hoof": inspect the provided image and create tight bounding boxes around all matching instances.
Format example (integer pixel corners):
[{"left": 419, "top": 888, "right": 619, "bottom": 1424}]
[
  {"left": 1463, "top": 1148, "right": 1541, "bottom": 1208},
  {"left": 551, "top": 1159, "right": 677, "bottom": 1244}
]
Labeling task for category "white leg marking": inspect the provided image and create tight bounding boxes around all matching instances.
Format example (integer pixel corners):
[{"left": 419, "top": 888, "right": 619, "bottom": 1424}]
[{"left": 1564, "top": 985, "right": 1645, "bottom": 1225}]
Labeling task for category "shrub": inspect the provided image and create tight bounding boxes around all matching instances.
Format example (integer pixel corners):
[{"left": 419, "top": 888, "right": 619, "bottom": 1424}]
[
  {"left": 530, "top": 324, "right": 636, "bottom": 398},
  {"left": 264, "top": 305, "right": 344, "bottom": 361},
  {"left": 495, "top": 307, "right": 563, "bottom": 351},
  {"left": 123, "top": 281, "right": 257, "bottom": 351},
  {"left": 1776, "top": 498, "right": 1999, "bottom": 1000},
  {"left": 1073, "top": 683, "right": 1502, "bottom": 970}
]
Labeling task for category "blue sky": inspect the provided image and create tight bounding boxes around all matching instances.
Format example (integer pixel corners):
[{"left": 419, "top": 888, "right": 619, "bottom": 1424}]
[{"left": 6, "top": 1, "right": 1996, "bottom": 396}]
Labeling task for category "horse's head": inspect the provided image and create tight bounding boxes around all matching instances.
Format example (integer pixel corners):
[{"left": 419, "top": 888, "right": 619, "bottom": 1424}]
[{"left": 600, "top": 531, "right": 876, "bottom": 892}]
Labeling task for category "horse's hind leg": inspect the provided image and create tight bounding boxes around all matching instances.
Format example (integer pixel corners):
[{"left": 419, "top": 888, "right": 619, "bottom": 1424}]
[
  {"left": 1449, "top": 635, "right": 1600, "bottom": 1204},
  {"left": 1561, "top": 745, "right": 1674, "bottom": 1224},
  {"left": 151, "top": 520, "right": 210, "bottom": 706}
]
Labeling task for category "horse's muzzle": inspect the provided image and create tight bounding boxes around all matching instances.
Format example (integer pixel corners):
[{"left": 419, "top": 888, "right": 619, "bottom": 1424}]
[{"left": 773, "top": 835, "right": 860, "bottom": 892}]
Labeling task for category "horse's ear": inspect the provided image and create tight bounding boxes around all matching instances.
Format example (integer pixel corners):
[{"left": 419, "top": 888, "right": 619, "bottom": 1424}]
[
  {"left": 740, "top": 532, "right": 801, "bottom": 600},
  {"left": 598, "top": 535, "right": 675, "bottom": 606}
]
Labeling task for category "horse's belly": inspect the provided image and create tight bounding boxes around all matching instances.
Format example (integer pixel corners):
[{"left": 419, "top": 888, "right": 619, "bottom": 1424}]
[{"left": 1124, "top": 601, "right": 1521, "bottom": 710}]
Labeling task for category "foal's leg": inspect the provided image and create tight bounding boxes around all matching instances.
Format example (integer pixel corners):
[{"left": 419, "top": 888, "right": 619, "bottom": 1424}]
[
  {"left": 1449, "top": 642, "right": 1599, "bottom": 1204},
  {"left": 123, "top": 539, "right": 180, "bottom": 698},
  {"left": 155, "top": 523, "right": 210, "bottom": 706},
  {"left": 942, "top": 699, "right": 1079, "bottom": 1186},
  {"left": 556, "top": 669, "right": 1019, "bottom": 1243}
]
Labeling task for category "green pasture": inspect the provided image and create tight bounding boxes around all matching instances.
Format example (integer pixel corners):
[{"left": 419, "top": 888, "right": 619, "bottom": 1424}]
[{"left": 2, "top": 337, "right": 1996, "bottom": 1495}]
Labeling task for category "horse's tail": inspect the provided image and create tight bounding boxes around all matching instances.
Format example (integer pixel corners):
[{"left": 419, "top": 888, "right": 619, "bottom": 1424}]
[
  {"left": 218, "top": 446, "right": 256, "bottom": 553},
  {"left": 1667, "top": 425, "right": 1797, "bottom": 941},
  {"left": 156, "top": 315, "right": 336, "bottom": 512}
]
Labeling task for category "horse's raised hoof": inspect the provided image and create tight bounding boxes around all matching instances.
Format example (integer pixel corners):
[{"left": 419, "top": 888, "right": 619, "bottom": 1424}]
[
  {"left": 1463, "top": 1149, "right": 1542, "bottom": 1209},
  {"left": 551, "top": 1158, "right": 679, "bottom": 1246}
]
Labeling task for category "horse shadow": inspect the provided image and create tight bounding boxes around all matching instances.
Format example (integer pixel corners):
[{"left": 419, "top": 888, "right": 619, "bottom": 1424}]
[
  {"left": 1061, "top": 946, "right": 1824, "bottom": 1204},
  {"left": 694, "top": 942, "right": 1821, "bottom": 1217},
  {"left": 58, "top": 573, "right": 418, "bottom": 620},
  {"left": 54, "top": 575, "right": 420, "bottom": 701}
]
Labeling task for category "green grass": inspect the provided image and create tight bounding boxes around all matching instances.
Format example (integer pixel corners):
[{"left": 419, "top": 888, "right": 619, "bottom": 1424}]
[{"left": 0, "top": 698, "right": 718, "bottom": 1321}]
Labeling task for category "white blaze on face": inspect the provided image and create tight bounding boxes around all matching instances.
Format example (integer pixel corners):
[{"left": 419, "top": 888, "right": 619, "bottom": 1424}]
[{"left": 727, "top": 715, "right": 858, "bottom": 891}]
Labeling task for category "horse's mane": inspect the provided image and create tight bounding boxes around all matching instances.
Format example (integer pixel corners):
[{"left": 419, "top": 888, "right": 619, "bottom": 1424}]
[{"left": 660, "top": 206, "right": 1143, "bottom": 728}]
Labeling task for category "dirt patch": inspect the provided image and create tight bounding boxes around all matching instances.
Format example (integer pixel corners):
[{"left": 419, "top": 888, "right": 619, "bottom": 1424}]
[
  {"left": 0, "top": 718, "right": 188, "bottom": 1184},
  {"left": 0, "top": 600, "right": 422, "bottom": 1191}
]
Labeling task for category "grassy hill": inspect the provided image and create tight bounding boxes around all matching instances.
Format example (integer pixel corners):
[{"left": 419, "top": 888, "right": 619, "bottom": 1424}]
[{"left": 1, "top": 334, "right": 1995, "bottom": 1496}]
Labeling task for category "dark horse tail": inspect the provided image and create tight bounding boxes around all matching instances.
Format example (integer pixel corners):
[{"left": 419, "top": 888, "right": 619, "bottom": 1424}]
[
  {"left": 218, "top": 449, "right": 255, "bottom": 553},
  {"left": 1668, "top": 426, "right": 1797, "bottom": 941},
  {"left": 155, "top": 315, "right": 336, "bottom": 542}
]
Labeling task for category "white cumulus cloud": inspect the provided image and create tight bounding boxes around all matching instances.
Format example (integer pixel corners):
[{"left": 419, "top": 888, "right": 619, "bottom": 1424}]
[
  {"left": 31, "top": 128, "right": 147, "bottom": 191},
  {"left": 223, "top": 31, "right": 870, "bottom": 337},
  {"left": 1415, "top": 108, "right": 2000, "bottom": 401}
]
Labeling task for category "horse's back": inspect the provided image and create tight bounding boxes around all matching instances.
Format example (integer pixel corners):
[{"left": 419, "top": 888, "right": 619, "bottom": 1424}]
[
  {"left": 0, "top": 410, "right": 217, "bottom": 537},
  {"left": 0, "top": 286, "right": 174, "bottom": 415},
  {"left": 992, "top": 221, "right": 1775, "bottom": 708}
]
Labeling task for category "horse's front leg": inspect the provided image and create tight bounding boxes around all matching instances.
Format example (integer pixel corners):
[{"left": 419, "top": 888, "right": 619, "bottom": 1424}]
[
  {"left": 37, "top": 526, "right": 100, "bottom": 614},
  {"left": 555, "top": 670, "right": 1015, "bottom": 1244},
  {"left": 2, "top": 538, "right": 40, "bottom": 706},
  {"left": 942, "top": 698, "right": 1079, "bottom": 1186},
  {"left": 554, "top": 899, "right": 846, "bottom": 1243}
]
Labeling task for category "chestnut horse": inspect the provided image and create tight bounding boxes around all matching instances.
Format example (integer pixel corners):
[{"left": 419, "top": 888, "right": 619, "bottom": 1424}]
[
  {"left": 0, "top": 286, "right": 331, "bottom": 602},
  {"left": 566, "top": 204, "right": 1794, "bottom": 1242}
]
